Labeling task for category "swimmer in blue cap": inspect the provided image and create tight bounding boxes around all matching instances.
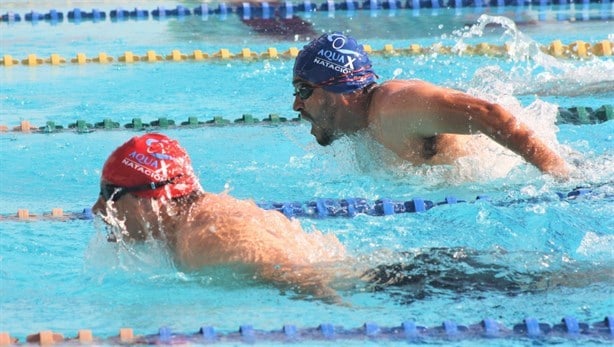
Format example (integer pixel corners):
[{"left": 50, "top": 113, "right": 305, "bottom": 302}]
[
  {"left": 292, "top": 32, "right": 569, "bottom": 178},
  {"left": 293, "top": 32, "right": 378, "bottom": 94}
]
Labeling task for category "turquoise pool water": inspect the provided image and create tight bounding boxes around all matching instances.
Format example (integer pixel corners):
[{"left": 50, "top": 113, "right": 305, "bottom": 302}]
[{"left": 1, "top": 1, "right": 613, "bottom": 344}]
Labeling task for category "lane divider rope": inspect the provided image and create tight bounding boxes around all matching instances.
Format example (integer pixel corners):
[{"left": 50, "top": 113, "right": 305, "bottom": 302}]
[
  {"left": 2, "top": 316, "right": 612, "bottom": 345},
  {"left": 0, "top": 105, "right": 611, "bottom": 135},
  {"left": 1, "top": 39, "right": 612, "bottom": 68},
  {"left": 2, "top": 186, "right": 608, "bottom": 222},
  {"left": 1, "top": 0, "right": 612, "bottom": 24}
]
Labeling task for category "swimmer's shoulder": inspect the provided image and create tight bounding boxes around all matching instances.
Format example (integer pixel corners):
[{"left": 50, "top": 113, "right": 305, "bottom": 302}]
[
  {"left": 373, "top": 79, "right": 437, "bottom": 102},
  {"left": 370, "top": 80, "right": 435, "bottom": 113},
  {"left": 378, "top": 79, "right": 432, "bottom": 90}
]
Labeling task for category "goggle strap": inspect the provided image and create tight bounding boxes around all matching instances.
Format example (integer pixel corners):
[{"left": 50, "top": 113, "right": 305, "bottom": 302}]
[{"left": 122, "top": 175, "right": 181, "bottom": 195}]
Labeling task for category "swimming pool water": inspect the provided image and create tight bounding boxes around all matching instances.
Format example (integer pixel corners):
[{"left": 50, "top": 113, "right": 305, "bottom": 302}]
[
  {"left": 1, "top": 1, "right": 613, "bottom": 344},
  {"left": 1, "top": 126, "right": 612, "bottom": 343}
]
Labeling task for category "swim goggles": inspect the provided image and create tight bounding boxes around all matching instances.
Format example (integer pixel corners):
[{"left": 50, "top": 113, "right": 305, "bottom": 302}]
[
  {"left": 293, "top": 83, "right": 316, "bottom": 100},
  {"left": 99, "top": 176, "right": 179, "bottom": 202}
]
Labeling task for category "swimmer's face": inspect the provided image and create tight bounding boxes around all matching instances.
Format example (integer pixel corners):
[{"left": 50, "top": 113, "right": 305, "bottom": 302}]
[
  {"left": 92, "top": 181, "right": 154, "bottom": 241},
  {"left": 292, "top": 78, "right": 343, "bottom": 146}
]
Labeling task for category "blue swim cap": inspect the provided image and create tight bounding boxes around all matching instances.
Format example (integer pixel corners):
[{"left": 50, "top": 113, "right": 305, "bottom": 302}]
[{"left": 293, "top": 32, "right": 377, "bottom": 94}]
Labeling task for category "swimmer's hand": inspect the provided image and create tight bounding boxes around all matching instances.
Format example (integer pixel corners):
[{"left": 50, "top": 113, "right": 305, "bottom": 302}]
[
  {"left": 262, "top": 264, "right": 350, "bottom": 306},
  {"left": 311, "top": 283, "right": 350, "bottom": 306},
  {"left": 291, "top": 283, "right": 350, "bottom": 307},
  {"left": 542, "top": 156, "right": 570, "bottom": 181}
]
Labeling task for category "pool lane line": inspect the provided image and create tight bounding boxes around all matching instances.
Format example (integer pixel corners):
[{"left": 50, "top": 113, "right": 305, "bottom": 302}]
[
  {"left": 0, "top": 104, "right": 611, "bottom": 134},
  {"left": 0, "top": 114, "right": 304, "bottom": 134},
  {"left": 1, "top": 186, "right": 607, "bottom": 222},
  {"left": 1, "top": 1, "right": 612, "bottom": 24},
  {"left": 3, "top": 316, "right": 613, "bottom": 345},
  {"left": 1, "top": 39, "right": 612, "bottom": 67}
]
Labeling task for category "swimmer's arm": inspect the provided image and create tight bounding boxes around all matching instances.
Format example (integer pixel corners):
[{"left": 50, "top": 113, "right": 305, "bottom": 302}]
[
  {"left": 247, "top": 212, "right": 343, "bottom": 303},
  {"left": 394, "top": 82, "right": 569, "bottom": 177},
  {"left": 176, "top": 229, "right": 344, "bottom": 304},
  {"left": 181, "top": 200, "right": 345, "bottom": 304}
]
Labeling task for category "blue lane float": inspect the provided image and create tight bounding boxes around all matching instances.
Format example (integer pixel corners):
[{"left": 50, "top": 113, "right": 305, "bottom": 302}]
[
  {"left": 3, "top": 0, "right": 612, "bottom": 24},
  {"left": 44, "top": 9, "right": 63, "bottom": 22},
  {"left": 1, "top": 12, "right": 21, "bottom": 22},
  {"left": 24, "top": 11, "right": 43, "bottom": 21},
  {"left": 153, "top": 5, "right": 191, "bottom": 17},
  {"left": 67, "top": 8, "right": 104, "bottom": 22},
  {"left": 109, "top": 8, "right": 130, "bottom": 20}
]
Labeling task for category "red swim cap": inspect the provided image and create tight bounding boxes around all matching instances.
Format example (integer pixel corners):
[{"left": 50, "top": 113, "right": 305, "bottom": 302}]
[{"left": 101, "top": 133, "right": 200, "bottom": 199}]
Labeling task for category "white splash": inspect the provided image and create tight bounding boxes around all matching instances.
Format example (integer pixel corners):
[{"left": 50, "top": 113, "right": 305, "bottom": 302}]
[
  {"left": 449, "top": 15, "right": 614, "bottom": 183},
  {"left": 456, "top": 14, "right": 614, "bottom": 97}
]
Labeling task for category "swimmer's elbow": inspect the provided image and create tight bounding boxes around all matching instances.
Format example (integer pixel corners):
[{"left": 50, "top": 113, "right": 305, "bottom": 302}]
[
  {"left": 439, "top": 91, "right": 509, "bottom": 134},
  {"left": 474, "top": 102, "right": 520, "bottom": 137}
]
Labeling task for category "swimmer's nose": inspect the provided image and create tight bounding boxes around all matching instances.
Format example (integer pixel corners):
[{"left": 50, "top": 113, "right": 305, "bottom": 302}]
[
  {"left": 91, "top": 197, "right": 106, "bottom": 216},
  {"left": 293, "top": 95, "right": 303, "bottom": 112}
]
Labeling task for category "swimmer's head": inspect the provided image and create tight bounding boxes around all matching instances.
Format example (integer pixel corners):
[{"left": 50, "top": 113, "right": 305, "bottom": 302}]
[
  {"left": 293, "top": 32, "right": 377, "bottom": 94},
  {"left": 101, "top": 133, "right": 200, "bottom": 200}
]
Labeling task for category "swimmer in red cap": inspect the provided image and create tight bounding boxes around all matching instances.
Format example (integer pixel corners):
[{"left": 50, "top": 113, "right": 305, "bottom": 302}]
[
  {"left": 292, "top": 32, "right": 569, "bottom": 178},
  {"left": 93, "top": 133, "right": 347, "bottom": 303},
  {"left": 93, "top": 134, "right": 599, "bottom": 304}
]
